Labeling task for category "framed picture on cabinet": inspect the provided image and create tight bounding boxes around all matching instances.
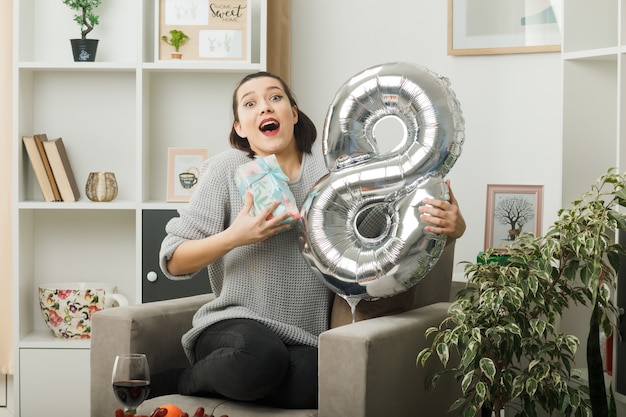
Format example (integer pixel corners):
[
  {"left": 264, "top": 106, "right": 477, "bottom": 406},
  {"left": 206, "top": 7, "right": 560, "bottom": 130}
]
[
  {"left": 448, "top": 0, "right": 561, "bottom": 56},
  {"left": 156, "top": 0, "right": 251, "bottom": 61},
  {"left": 167, "top": 148, "right": 209, "bottom": 202},
  {"left": 484, "top": 184, "right": 544, "bottom": 251}
]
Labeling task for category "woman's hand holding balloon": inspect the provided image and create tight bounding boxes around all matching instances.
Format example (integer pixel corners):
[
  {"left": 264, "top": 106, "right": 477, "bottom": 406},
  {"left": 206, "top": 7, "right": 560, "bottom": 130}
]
[{"left": 419, "top": 180, "right": 466, "bottom": 242}]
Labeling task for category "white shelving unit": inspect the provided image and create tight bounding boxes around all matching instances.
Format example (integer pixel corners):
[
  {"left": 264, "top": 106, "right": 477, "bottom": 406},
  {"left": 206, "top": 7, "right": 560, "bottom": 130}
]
[
  {"left": 560, "top": 0, "right": 626, "bottom": 406},
  {"left": 11, "top": 1, "right": 266, "bottom": 416}
]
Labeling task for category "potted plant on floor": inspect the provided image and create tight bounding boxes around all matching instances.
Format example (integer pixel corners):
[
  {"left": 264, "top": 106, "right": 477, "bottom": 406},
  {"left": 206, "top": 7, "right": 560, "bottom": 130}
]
[
  {"left": 418, "top": 169, "right": 625, "bottom": 417},
  {"left": 161, "top": 29, "right": 189, "bottom": 60},
  {"left": 63, "top": 0, "right": 102, "bottom": 62}
]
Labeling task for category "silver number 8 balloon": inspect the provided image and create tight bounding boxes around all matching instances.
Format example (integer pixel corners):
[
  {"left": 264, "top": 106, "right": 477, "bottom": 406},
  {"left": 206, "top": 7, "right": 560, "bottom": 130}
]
[{"left": 299, "top": 62, "right": 465, "bottom": 302}]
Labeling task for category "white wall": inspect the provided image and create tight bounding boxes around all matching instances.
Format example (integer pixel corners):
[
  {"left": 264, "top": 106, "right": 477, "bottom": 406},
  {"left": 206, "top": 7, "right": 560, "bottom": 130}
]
[{"left": 290, "top": 0, "right": 563, "bottom": 280}]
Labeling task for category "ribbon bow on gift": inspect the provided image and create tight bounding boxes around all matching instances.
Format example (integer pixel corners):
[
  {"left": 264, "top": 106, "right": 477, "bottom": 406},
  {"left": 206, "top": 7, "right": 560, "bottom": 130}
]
[
  {"left": 247, "top": 155, "right": 289, "bottom": 185},
  {"left": 235, "top": 155, "right": 299, "bottom": 224}
]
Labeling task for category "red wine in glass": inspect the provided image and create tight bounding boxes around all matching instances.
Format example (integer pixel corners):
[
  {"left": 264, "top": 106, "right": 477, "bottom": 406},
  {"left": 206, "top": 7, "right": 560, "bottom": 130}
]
[
  {"left": 112, "top": 354, "right": 150, "bottom": 413},
  {"left": 112, "top": 380, "right": 150, "bottom": 409}
]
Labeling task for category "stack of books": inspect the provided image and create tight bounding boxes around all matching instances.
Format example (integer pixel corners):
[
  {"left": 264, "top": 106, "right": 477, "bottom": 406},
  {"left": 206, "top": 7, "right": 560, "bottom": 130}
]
[{"left": 22, "top": 133, "right": 80, "bottom": 202}]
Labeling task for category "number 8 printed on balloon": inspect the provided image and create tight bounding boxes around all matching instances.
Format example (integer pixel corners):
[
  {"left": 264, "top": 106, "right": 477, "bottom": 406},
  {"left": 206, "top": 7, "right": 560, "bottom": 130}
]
[{"left": 299, "top": 62, "right": 465, "bottom": 311}]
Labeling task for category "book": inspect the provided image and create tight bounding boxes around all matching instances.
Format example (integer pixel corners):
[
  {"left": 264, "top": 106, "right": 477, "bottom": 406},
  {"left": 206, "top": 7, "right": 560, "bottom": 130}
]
[
  {"left": 22, "top": 136, "right": 58, "bottom": 202},
  {"left": 42, "top": 137, "right": 81, "bottom": 202},
  {"left": 33, "top": 133, "right": 62, "bottom": 201}
]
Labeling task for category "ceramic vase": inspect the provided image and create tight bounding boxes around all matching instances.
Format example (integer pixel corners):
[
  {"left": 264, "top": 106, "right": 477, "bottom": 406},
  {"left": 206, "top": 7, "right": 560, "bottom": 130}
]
[{"left": 86, "top": 172, "right": 118, "bottom": 202}]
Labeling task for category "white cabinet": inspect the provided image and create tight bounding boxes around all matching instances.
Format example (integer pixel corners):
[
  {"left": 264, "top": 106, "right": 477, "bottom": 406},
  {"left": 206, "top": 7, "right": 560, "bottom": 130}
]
[
  {"left": 560, "top": 0, "right": 626, "bottom": 404},
  {"left": 19, "top": 346, "right": 90, "bottom": 417},
  {"left": 11, "top": 1, "right": 267, "bottom": 416}
]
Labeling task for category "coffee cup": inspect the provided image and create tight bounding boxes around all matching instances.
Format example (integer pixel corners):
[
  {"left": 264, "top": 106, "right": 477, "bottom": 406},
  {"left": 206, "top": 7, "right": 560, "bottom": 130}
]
[{"left": 179, "top": 172, "right": 198, "bottom": 189}]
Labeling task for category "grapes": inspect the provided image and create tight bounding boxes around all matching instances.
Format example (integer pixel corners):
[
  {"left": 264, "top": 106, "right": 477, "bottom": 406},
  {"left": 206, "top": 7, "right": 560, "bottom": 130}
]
[
  {"left": 114, "top": 407, "right": 228, "bottom": 417},
  {"left": 149, "top": 408, "right": 168, "bottom": 417}
]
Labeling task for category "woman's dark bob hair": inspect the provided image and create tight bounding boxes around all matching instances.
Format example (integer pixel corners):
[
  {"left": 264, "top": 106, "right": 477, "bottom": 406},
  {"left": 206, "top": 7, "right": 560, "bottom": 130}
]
[{"left": 229, "top": 71, "right": 317, "bottom": 158}]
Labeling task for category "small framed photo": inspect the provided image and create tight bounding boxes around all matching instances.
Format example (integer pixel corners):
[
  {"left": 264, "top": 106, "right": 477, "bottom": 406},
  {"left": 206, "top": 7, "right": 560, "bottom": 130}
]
[
  {"left": 484, "top": 184, "right": 544, "bottom": 251},
  {"left": 448, "top": 0, "right": 561, "bottom": 56},
  {"left": 167, "top": 148, "right": 209, "bottom": 202}
]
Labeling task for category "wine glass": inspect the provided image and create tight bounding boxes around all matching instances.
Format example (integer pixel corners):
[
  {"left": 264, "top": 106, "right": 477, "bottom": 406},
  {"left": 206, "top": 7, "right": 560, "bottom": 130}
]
[{"left": 112, "top": 353, "right": 151, "bottom": 414}]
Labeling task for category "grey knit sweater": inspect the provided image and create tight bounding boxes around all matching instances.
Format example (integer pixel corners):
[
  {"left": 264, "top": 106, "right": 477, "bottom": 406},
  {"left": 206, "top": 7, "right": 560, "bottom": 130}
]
[{"left": 159, "top": 148, "right": 332, "bottom": 364}]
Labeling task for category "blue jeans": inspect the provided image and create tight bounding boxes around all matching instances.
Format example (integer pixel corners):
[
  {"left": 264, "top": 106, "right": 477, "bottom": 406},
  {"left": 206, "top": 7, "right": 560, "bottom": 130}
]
[{"left": 178, "top": 318, "right": 318, "bottom": 409}]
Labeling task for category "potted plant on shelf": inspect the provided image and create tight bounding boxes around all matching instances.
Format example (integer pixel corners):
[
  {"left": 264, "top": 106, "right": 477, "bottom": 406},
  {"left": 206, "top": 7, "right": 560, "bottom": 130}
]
[
  {"left": 161, "top": 29, "right": 190, "bottom": 60},
  {"left": 418, "top": 169, "right": 625, "bottom": 417},
  {"left": 62, "top": 0, "right": 102, "bottom": 62}
]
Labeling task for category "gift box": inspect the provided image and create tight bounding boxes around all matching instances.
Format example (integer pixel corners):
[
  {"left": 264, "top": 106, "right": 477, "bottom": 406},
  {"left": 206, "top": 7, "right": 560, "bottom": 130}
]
[{"left": 234, "top": 154, "right": 300, "bottom": 225}]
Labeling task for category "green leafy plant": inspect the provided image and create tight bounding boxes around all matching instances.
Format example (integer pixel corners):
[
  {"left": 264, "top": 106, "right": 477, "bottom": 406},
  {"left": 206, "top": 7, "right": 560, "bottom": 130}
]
[
  {"left": 418, "top": 168, "right": 626, "bottom": 417},
  {"left": 161, "top": 29, "right": 190, "bottom": 53},
  {"left": 62, "top": 0, "right": 102, "bottom": 39}
]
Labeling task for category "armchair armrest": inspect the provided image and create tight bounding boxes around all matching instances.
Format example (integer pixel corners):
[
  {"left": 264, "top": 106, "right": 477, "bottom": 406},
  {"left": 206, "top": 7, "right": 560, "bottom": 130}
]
[
  {"left": 90, "top": 294, "right": 215, "bottom": 417},
  {"left": 318, "top": 302, "right": 460, "bottom": 417}
]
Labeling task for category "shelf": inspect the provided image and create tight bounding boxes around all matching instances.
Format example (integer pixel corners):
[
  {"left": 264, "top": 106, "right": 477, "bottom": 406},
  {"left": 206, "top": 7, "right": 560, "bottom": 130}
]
[
  {"left": 18, "top": 200, "right": 137, "bottom": 210},
  {"left": 141, "top": 201, "right": 188, "bottom": 210},
  {"left": 142, "top": 61, "right": 265, "bottom": 72},
  {"left": 18, "top": 61, "right": 266, "bottom": 72},
  {"left": 562, "top": 47, "right": 620, "bottom": 61},
  {"left": 17, "top": 61, "right": 138, "bottom": 71},
  {"left": 19, "top": 331, "right": 90, "bottom": 349}
]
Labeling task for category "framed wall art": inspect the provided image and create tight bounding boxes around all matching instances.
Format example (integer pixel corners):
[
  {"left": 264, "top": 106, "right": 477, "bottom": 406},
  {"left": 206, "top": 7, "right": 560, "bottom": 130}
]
[
  {"left": 484, "top": 184, "right": 544, "bottom": 251},
  {"left": 448, "top": 0, "right": 561, "bottom": 56},
  {"left": 156, "top": 0, "right": 250, "bottom": 61},
  {"left": 167, "top": 148, "right": 209, "bottom": 202}
]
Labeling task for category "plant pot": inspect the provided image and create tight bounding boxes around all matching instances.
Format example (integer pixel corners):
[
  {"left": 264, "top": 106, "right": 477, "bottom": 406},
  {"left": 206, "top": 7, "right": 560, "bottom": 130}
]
[
  {"left": 70, "top": 39, "right": 99, "bottom": 62},
  {"left": 171, "top": 52, "right": 183, "bottom": 60}
]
